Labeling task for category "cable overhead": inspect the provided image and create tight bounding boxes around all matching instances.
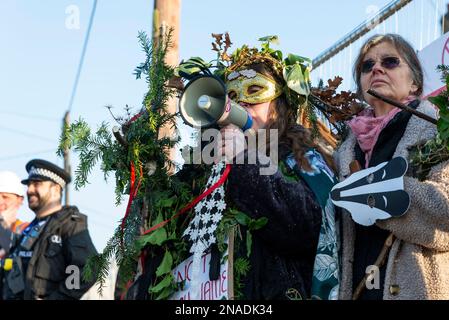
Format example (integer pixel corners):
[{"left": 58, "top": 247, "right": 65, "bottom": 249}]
[
  {"left": 0, "top": 149, "right": 55, "bottom": 162},
  {"left": 0, "top": 125, "right": 56, "bottom": 144},
  {"left": 0, "top": 110, "right": 59, "bottom": 122},
  {"left": 63, "top": 0, "right": 97, "bottom": 206},
  {"left": 67, "top": 0, "right": 98, "bottom": 113}
]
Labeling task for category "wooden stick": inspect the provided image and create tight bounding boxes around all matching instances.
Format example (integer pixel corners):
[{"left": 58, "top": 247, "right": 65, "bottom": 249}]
[
  {"left": 367, "top": 89, "right": 437, "bottom": 125},
  {"left": 352, "top": 233, "right": 395, "bottom": 300},
  {"left": 112, "top": 126, "right": 128, "bottom": 147},
  {"left": 227, "top": 228, "right": 235, "bottom": 300}
]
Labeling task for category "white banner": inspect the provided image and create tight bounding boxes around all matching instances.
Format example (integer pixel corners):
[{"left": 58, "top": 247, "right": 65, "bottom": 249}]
[{"left": 418, "top": 32, "right": 449, "bottom": 98}]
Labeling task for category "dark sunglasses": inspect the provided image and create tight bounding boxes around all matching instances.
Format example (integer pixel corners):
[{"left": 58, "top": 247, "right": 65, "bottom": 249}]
[{"left": 360, "top": 56, "right": 401, "bottom": 73}]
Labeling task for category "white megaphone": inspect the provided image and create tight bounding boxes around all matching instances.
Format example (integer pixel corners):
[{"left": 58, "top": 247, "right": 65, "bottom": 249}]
[{"left": 179, "top": 75, "right": 253, "bottom": 131}]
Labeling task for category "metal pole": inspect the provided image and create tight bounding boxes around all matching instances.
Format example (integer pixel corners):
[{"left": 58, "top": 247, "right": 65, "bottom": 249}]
[{"left": 312, "top": 0, "right": 413, "bottom": 69}]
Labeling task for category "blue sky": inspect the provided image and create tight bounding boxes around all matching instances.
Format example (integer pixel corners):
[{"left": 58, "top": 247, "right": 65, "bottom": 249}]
[{"left": 1, "top": 0, "right": 442, "bottom": 250}]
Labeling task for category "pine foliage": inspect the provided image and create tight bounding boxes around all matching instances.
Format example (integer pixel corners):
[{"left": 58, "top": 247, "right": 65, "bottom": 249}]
[{"left": 58, "top": 28, "right": 194, "bottom": 296}]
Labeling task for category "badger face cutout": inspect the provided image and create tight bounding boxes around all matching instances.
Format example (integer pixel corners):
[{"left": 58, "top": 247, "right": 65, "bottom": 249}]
[{"left": 331, "top": 157, "right": 410, "bottom": 226}]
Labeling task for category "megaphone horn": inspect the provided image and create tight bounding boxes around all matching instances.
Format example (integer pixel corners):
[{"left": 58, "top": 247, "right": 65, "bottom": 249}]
[{"left": 179, "top": 75, "right": 253, "bottom": 131}]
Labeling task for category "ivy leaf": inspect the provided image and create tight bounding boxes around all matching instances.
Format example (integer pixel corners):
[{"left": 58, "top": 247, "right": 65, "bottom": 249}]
[
  {"left": 303, "top": 67, "right": 311, "bottom": 86},
  {"left": 258, "top": 35, "right": 279, "bottom": 45},
  {"left": 439, "top": 112, "right": 449, "bottom": 123},
  {"left": 271, "top": 50, "right": 283, "bottom": 62},
  {"left": 246, "top": 230, "right": 252, "bottom": 258},
  {"left": 155, "top": 286, "right": 174, "bottom": 300},
  {"left": 156, "top": 250, "right": 173, "bottom": 277},
  {"left": 175, "top": 69, "right": 197, "bottom": 80},
  {"left": 249, "top": 217, "right": 268, "bottom": 230},
  {"left": 429, "top": 95, "right": 448, "bottom": 109},
  {"left": 235, "top": 211, "right": 251, "bottom": 226},
  {"left": 189, "top": 56, "right": 212, "bottom": 67},
  {"left": 284, "top": 64, "right": 310, "bottom": 97},
  {"left": 438, "top": 120, "right": 449, "bottom": 140},
  {"left": 175, "top": 57, "right": 212, "bottom": 79},
  {"left": 137, "top": 227, "right": 167, "bottom": 248},
  {"left": 285, "top": 53, "right": 311, "bottom": 66},
  {"left": 149, "top": 274, "right": 173, "bottom": 293}
]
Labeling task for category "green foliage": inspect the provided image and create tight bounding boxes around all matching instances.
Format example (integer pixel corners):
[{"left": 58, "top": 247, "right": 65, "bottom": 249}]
[
  {"left": 60, "top": 28, "right": 196, "bottom": 296},
  {"left": 155, "top": 250, "right": 173, "bottom": 277},
  {"left": 59, "top": 120, "right": 121, "bottom": 191},
  {"left": 137, "top": 227, "right": 167, "bottom": 248},
  {"left": 233, "top": 257, "right": 250, "bottom": 300},
  {"left": 134, "top": 30, "right": 177, "bottom": 114},
  {"left": 279, "top": 161, "right": 300, "bottom": 183},
  {"left": 410, "top": 65, "right": 449, "bottom": 180},
  {"left": 175, "top": 56, "right": 213, "bottom": 80},
  {"left": 234, "top": 210, "right": 267, "bottom": 258},
  {"left": 429, "top": 95, "right": 449, "bottom": 142},
  {"left": 215, "top": 209, "right": 239, "bottom": 253}
]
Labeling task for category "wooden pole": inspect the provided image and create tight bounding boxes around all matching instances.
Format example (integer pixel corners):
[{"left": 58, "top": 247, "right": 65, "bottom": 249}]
[
  {"left": 367, "top": 89, "right": 437, "bottom": 124},
  {"left": 153, "top": 0, "right": 181, "bottom": 167},
  {"left": 227, "top": 228, "right": 235, "bottom": 300}
]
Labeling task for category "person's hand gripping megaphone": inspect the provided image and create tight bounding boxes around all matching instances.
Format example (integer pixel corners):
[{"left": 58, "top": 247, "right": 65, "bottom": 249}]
[{"left": 214, "top": 98, "right": 271, "bottom": 164}]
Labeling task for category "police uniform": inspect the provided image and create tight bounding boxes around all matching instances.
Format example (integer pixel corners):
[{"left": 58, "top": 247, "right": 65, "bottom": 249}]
[{"left": 2, "top": 159, "right": 98, "bottom": 300}]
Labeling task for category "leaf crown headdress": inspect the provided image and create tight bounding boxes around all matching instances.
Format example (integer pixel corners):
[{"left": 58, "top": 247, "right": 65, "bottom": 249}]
[
  {"left": 176, "top": 33, "right": 312, "bottom": 109},
  {"left": 175, "top": 33, "right": 361, "bottom": 144}
]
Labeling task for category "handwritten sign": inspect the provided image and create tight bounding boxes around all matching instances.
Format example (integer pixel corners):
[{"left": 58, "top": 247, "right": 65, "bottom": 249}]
[{"left": 169, "top": 250, "right": 229, "bottom": 300}]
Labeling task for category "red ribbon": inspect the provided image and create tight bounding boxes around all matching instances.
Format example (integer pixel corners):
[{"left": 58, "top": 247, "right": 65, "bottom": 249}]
[
  {"left": 125, "top": 111, "right": 144, "bottom": 126},
  {"left": 142, "top": 164, "right": 231, "bottom": 236},
  {"left": 121, "top": 161, "right": 143, "bottom": 248},
  {"left": 129, "top": 164, "right": 231, "bottom": 299}
]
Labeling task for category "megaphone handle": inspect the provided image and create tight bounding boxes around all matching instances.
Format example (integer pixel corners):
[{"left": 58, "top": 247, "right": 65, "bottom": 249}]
[{"left": 217, "top": 99, "right": 253, "bottom": 131}]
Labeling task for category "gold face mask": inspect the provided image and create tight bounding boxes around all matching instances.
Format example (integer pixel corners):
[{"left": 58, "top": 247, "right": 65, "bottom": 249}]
[{"left": 226, "top": 69, "right": 283, "bottom": 104}]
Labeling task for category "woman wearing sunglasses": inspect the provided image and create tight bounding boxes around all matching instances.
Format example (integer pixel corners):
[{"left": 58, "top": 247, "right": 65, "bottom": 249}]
[{"left": 336, "top": 34, "right": 449, "bottom": 300}]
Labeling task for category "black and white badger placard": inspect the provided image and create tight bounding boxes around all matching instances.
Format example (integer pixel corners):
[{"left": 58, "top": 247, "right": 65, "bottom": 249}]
[{"left": 331, "top": 157, "right": 410, "bottom": 226}]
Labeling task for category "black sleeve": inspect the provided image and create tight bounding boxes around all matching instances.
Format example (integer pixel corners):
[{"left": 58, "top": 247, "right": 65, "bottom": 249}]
[
  {"left": 227, "top": 162, "right": 322, "bottom": 256},
  {"left": 0, "top": 224, "right": 13, "bottom": 255},
  {"left": 47, "top": 217, "right": 98, "bottom": 300}
]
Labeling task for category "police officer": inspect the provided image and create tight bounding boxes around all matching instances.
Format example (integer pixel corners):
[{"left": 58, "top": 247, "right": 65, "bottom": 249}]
[
  {"left": 3, "top": 159, "right": 97, "bottom": 300},
  {"left": 0, "top": 171, "right": 28, "bottom": 259}
]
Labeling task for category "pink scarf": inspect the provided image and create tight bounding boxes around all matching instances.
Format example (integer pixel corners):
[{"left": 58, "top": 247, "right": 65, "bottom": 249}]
[{"left": 348, "top": 96, "right": 417, "bottom": 167}]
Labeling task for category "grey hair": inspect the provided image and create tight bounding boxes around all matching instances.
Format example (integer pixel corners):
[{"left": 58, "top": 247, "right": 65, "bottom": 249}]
[{"left": 353, "top": 33, "right": 423, "bottom": 100}]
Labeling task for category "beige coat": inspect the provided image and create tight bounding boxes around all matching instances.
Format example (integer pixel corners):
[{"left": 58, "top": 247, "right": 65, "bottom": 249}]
[{"left": 335, "top": 100, "right": 449, "bottom": 300}]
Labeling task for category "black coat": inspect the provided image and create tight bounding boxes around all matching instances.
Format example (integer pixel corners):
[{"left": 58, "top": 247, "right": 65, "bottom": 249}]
[
  {"left": 227, "top": 146, "right": 322, "bottom": 300},
  {"left": 3, "top": 206, "right": 97, "bottom": 300}
]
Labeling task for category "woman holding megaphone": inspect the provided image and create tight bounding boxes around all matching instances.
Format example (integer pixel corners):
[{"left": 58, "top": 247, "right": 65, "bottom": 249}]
[{"left": 202, "top": 38, "right": 341, "bottom": 300}]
